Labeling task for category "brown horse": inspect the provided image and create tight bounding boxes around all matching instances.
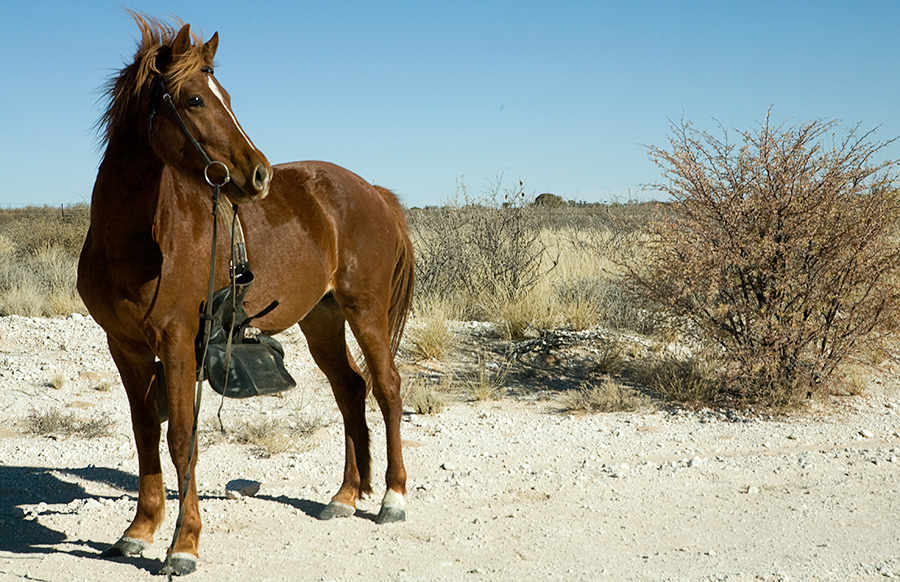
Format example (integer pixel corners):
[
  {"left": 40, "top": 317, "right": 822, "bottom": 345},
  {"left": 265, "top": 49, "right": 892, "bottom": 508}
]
[{"left": 77, "top": 14, "right": 414, "bottom": 576}]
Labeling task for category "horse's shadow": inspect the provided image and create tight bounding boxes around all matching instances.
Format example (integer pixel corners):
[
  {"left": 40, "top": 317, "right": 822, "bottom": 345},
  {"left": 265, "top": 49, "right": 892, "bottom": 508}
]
[
  {"left": 0, "top": 464, "right": 349, "bottom": 572},
  {"left": 258, "top": 494, "right": 380, "bottom": 523},
  {"left": 0, "top": 464, "right": 138, "bottom": 556}
]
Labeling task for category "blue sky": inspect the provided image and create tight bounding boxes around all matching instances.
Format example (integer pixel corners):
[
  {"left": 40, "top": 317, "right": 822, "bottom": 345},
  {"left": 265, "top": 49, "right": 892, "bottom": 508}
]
[{"left": 2, "top": 1, "right": 898, "bottom": 208}]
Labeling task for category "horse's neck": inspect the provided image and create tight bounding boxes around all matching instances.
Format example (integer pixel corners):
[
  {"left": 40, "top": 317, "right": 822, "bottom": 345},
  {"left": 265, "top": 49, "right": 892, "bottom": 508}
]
[{"left": 91, "top": 136, "right": 164, "bottom": 241}]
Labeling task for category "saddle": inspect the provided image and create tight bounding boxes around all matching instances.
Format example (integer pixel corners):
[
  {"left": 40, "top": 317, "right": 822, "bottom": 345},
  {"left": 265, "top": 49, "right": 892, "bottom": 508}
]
[
  {"left": 156, "top": 203, "right": 295, "bottom": 423},
  {"left": 197, "top": 264, "right": 297, "bottom": 399}
]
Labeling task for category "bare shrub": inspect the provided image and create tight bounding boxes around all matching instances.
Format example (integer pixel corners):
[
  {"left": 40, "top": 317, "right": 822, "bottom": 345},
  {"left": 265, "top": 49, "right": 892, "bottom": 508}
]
[
  {"left": 627, "top": 114, "right": 900, "bottom": 407},
  {"left": 409, "top": 178, "right": 552, "bottom": 320}
]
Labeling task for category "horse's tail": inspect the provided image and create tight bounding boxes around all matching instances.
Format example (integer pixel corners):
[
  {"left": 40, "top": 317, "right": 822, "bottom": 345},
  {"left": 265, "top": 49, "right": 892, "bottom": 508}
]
[{"left": 374, "top": 186, "right": 415, "bottom": 358}]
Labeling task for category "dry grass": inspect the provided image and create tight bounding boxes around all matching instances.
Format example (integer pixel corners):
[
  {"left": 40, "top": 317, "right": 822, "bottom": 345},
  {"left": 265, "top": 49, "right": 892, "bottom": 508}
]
[
  {"left": 459, "top": 354, "right": 510, "bottom": 401},
  {"left": 0, "top": 205, "right": 89, "bottom": 316},
  {"left": 402, "top": 378, "right": 446, "bottom": 414},
  {"left": 634, "top": 357, "right": 721, "bottom": 406},
  {"left": 560, "top": 379, "right": 648, "bottom": 413},
  {"left": 229, "top": 415, "right": 326, "bottom": 457},
  {"left": 25, "top": 408, "right": 116, "bottom": 438},
  {"left": 48, "top": 371, "right": 67, "bottom": 390},
  {"left": 408, "top": 298, "right": 455, "bottom": 360}
]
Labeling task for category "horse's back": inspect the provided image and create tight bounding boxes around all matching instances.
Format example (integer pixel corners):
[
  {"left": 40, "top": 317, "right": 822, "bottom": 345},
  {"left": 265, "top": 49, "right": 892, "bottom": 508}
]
[{"left": 239, "top": 160, "right": 411, "bottom": 331}]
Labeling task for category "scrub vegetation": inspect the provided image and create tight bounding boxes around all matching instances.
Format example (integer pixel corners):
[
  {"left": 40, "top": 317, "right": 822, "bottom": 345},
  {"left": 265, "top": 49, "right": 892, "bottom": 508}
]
[{"left": 4, "top": 115, "right": 898, "bottom": 410}]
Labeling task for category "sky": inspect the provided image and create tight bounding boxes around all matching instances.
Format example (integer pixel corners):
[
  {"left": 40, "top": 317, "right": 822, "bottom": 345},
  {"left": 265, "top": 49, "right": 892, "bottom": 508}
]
[{"left": 1, "top": 1, "right": 899, "bottom": 208}]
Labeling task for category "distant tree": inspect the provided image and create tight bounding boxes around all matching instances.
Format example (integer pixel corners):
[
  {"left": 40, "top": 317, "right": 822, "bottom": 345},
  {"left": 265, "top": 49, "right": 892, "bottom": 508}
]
[
  {"left": 533, "top": 193, "right": 566, "bottom": 207},
  {"left": 625, "top": 114, "right": 900, "bottom": 407}
]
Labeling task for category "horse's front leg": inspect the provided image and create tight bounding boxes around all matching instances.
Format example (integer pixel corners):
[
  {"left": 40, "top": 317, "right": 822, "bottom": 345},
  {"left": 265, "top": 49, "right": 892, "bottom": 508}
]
[
  {"left": 101, "top": 337, "right": 165, "bottom": 559},
  {"left": 159, "top": 336, "right": 204, "bottom": 576}
]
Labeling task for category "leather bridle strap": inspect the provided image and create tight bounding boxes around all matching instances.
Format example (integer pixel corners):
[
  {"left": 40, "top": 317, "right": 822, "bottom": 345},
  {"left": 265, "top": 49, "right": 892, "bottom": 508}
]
[{"left": 155, "top": 74, "right": 236, "bottom": 581}]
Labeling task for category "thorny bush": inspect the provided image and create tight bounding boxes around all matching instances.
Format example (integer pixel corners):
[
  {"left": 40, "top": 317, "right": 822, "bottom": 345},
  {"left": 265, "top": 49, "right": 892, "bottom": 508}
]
[{"left": 626, "top": 114, "right": 900, "bottom": 407}]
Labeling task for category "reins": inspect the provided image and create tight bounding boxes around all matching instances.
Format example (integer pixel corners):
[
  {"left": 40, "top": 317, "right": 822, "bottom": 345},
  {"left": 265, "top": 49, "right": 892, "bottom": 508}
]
[{"left": 155, "top": 73, "right": 239, "bottom": 579}]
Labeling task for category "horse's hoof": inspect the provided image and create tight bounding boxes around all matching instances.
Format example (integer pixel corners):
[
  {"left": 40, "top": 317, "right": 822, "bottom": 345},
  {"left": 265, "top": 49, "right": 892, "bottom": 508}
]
[
  {"left": 375, "top": 504, "right": 406, "bottom": 524},
  {"left": 317, "top": 500, "right": 355, "bottom": 520},
  {"left": 101, "top": 536, "right": 148, "bottom": 558},
  {"left": 157, "top": 553, "right": 198, "bottom": 576},
  {"left": 376, "top": 489, "right": 406, "bottom": 524}
]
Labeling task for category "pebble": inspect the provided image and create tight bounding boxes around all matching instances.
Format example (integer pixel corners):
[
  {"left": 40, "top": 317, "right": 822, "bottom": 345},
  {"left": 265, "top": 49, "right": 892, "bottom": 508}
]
[
  {"left": 226, "top": 479, "right": 261, "bottom": 498},
  {"left": 860, "top": 429, "right": 874, "bottom": 438}
]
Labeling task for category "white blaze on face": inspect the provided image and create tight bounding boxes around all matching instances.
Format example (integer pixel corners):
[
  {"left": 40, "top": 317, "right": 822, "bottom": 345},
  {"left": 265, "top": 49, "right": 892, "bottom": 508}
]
[{"left": 207, "top": 76, "right": 257, "bottom": 151}]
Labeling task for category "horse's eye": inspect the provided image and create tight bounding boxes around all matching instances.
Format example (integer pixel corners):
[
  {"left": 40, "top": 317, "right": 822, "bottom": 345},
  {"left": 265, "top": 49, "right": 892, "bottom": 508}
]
[{"left": 187, "top": 95, "right": 204, "bottom": 108}]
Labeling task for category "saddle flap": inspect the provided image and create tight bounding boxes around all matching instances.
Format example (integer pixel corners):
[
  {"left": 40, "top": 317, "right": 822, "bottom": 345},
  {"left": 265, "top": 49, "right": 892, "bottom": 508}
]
[{"left": 205, "top": 336, "right": 296, "bottom": 398}]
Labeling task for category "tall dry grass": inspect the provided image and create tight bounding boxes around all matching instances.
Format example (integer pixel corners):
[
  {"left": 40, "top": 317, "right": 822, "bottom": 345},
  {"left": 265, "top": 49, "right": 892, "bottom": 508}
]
[
  {"left": 408, "top": 191, "right": 657, "bottom": 339},
  {"left": 0, "top": 205, "right": 89, "bottom": 316}
]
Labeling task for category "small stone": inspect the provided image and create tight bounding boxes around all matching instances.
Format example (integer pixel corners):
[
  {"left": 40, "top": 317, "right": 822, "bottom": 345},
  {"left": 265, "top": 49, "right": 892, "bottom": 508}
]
[
  {"left": 689, "top": 456, "right": 703, "bottom": 468},
  {"left": 860, "top": 429, "right": 875, "bottom": 439},
  {"left": 225, "top": 479, "right": 261, "bottom": 498},
  {"left": 745, "top": 486, "right": 760, "bottom": 495},
  {"left": 441, "top": 462, "right": 455, "bottom": 472}
]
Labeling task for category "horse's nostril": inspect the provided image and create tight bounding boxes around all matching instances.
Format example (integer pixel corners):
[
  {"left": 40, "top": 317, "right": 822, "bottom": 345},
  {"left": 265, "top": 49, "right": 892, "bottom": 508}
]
[{"left": 253, "top": 165, "right": 268, "bottom": 191}]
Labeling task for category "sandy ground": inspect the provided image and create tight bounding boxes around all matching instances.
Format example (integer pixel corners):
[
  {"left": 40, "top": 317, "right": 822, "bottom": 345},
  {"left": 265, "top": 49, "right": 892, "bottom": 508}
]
[{"left": 2, "top": 314, "right": 900, "bottom": 581}]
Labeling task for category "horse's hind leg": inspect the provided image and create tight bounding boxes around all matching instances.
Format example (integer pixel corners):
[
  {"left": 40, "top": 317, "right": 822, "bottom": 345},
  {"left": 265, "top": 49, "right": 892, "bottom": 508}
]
[
  {"left": 340, "top": 300, "right": 407, "bottom": 524},
  {"left": 101, "top": 337, "right": 165, "bottom": 558},
  {"left": 300, "top": 295, "right": 371, "bottom": 519}
]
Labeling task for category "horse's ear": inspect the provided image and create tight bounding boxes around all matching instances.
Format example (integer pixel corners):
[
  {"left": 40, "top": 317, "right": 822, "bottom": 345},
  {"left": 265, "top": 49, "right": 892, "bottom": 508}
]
[
  {"left": 172, "top": 24, "right": 192, "bottom": 57},
  {"left": 203, "top": 32, "right": 219, "bottom": 61}
]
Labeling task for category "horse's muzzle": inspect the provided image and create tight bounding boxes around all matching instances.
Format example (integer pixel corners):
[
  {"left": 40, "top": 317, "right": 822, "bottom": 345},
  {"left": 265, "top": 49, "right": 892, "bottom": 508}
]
[{"left": 229, "top": 162, "right": 271, "bottom": 202}]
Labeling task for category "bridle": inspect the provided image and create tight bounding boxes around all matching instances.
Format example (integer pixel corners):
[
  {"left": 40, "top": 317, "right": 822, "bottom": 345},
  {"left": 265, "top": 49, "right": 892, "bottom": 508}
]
[{"left": 151, "top": 67, "right": 247, "bottom": 580}]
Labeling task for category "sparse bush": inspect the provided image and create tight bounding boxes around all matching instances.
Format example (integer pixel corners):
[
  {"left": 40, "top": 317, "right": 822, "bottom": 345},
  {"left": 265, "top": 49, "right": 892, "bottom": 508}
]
[
  {"left": 627, "top": 114, "right": 900, "bottom": 407},
  {"left": 459, "top": 354, "right": 509, "bottom": 401},
  {"left": 49, "top": 371, "right": 67, "bottom": 390},
  {"left": 590, "top": 340, "right": 627, "bottom": 375},
  {"left": 410, "top": 178, "right": 552, "bottom": 319},
  {"left": 635, "top": 357, "right": 722, "bottom": 406},
  {"left": 230, "top": 415, "right": 325, "bottom": 456}
]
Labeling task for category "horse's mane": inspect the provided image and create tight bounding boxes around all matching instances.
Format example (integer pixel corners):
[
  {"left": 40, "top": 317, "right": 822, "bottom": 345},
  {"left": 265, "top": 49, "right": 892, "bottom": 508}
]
[{"left": 97, "top": 11, "right": 209, "bottom": 145}]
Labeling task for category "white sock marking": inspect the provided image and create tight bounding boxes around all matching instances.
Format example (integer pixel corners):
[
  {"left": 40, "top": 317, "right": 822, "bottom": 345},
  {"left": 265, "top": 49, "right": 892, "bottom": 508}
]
[{"left": 382, "top": 489, "right": 406, "bottom": 508}]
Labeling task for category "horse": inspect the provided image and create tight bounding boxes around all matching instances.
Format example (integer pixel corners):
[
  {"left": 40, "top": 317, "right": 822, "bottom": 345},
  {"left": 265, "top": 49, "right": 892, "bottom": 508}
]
[{"left": 77, "top": 13, "right": 414, "bottom": 576}]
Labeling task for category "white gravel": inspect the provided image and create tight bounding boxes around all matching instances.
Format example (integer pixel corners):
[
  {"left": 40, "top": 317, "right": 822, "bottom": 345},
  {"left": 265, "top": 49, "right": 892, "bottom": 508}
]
[{"left": 2, "top": 315, "right": 900, "bottom": 581}]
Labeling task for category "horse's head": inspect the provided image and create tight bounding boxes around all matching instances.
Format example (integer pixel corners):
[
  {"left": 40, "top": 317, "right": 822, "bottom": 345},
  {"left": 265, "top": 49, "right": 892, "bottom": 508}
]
[{"left": 148, "top": 24, "right": 271, "bottom": 203}]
